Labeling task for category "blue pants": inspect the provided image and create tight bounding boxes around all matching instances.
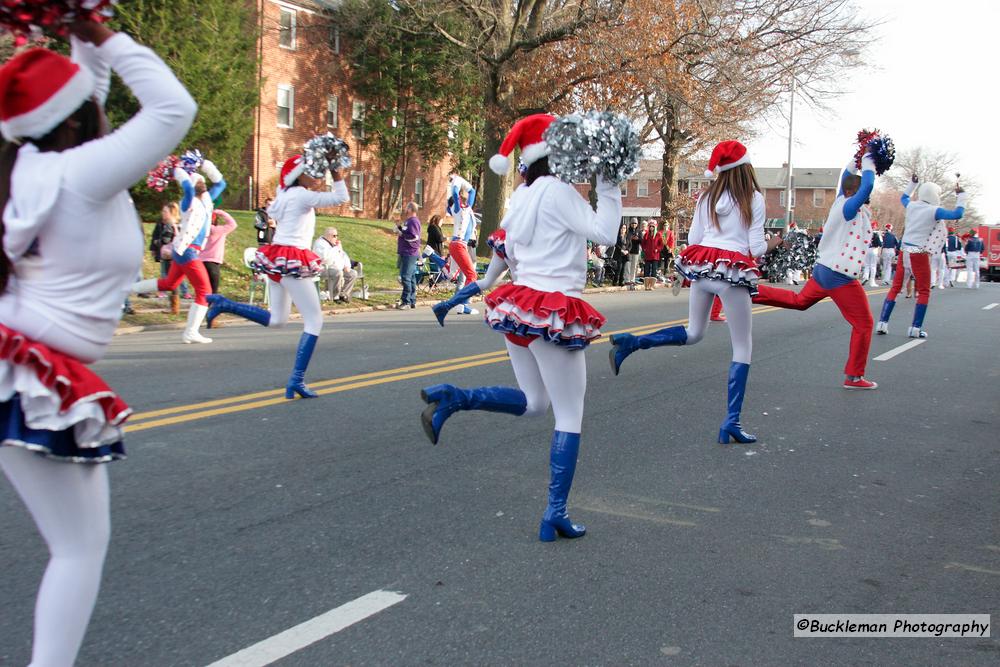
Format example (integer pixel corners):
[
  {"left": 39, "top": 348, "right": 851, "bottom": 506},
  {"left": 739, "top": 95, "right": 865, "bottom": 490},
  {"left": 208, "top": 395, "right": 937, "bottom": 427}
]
[{"left": 398, "top": 254, "right": 418, "bottom": 306}]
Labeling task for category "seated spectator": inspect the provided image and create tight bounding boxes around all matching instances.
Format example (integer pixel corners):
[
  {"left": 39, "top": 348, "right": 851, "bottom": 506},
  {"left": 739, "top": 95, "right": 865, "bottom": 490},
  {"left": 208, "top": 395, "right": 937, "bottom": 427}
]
[
  {"left": 255, "top": 197, "right": 276, "bottom": 246},
  {"left": 588, "top": 241, "right": 605, "bottom": 286},
  {"left": 313, "top": 227, "right": 359, "bottom": 303}
]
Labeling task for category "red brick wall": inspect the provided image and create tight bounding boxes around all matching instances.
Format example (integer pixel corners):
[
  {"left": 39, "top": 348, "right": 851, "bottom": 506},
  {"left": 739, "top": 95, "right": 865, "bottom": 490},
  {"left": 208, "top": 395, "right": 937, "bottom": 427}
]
[
  {"left": 763, "top": 187, "right": 834, "bottom": 229},
  {"left": 245, "top": 0, "right": 449, "bottom": 220}
]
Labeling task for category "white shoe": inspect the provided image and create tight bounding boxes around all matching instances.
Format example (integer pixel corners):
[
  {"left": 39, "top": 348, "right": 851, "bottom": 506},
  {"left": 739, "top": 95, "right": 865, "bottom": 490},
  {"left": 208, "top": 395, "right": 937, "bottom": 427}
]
[
  {"left": 907, "top": 326, "right": 927, "bottom": 339},
  {"left": 319, "top": 290, "right": 330, "bottom": 301},
  {"left": 875, "top": 321, "right": 888, "bottom": 335},
  {"left": 458, "top": 306, "right": 479, "bottom": 315},
  {"left": 182, "top": 303, "right": 213, "bottom": 344},
  {"left": 182, "top": 331, "right": 213, "bottom": 344}
]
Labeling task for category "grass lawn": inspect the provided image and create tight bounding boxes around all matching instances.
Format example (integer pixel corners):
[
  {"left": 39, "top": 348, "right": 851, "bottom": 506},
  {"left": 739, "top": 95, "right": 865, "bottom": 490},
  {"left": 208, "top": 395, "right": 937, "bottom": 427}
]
[{"left": 125, "top": 211, "right": 418, "bottom": 326}]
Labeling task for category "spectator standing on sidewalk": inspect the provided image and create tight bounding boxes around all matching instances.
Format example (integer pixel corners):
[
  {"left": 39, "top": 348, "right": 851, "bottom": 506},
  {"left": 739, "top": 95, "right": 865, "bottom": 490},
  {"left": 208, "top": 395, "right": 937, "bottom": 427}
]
[
  {"left": 426, "top": 214, "right": 444, "bottom": 256},
  {"left": 150, "top": 202, "right": 187, "bottom": 314},
  {"left": 641, "top": 219, "right": 664, "bottom": 278},
  {"left": 625, "top": 219, "right": 642, "bottom": 284},
  {"left": 255, "top": 197, "right": 275, "bottom": 246},
  {"left": 396, "top": 202, "right": 422, "bottom": 309},
  {"left": 201, "top": 209, "right": 237, "bottom": 295}
]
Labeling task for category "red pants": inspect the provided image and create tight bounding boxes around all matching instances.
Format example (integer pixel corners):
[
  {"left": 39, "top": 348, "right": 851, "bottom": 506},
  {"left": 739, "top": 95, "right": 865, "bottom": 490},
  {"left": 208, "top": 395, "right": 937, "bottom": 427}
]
[
  {"left": 159, "top": 258, "right": 211, "bottom": 306},
  {"left": 886, "top": 252, "right": 930, "bottom": 305},
  {"left": 754, "top": 278, "right": 873, "bottom": 377},
  {"left": 448, "top": 240, "right": 477, "bottom": 283},
  {"left": 710, "top": 296, "right": 723, "bottom": 318}
]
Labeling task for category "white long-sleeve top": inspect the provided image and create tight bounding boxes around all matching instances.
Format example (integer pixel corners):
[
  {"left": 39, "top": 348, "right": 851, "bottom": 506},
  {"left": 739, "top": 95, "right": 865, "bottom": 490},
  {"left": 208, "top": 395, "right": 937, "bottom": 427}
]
[
  {"left": 0, "top": 34, "right": 197, "bottom": 363},
  {"left": 268, "top": 181, "right": 350, "bottom": 249},
  {"left": 688, "top": 190, "right": 767, "bottom": 257},
  {"left": 311, "top": 236, "right": 351, "bottom": 271},
  {"left": 501, "top": 175, "right": 621, "bottom": 297}
]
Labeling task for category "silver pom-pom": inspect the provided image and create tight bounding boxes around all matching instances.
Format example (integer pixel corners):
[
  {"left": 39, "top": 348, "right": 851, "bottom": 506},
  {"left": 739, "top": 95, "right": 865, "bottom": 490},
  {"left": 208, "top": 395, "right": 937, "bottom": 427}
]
[
  {"left": 544, "top": 111, "right": 640, "bottom": 185},
  {"left": 302, "top": 133, "right": 352, "bottom": 178}
]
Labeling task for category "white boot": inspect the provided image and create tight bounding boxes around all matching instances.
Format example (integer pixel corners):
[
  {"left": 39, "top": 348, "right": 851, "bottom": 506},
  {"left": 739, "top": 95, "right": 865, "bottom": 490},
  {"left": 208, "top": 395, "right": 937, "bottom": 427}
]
[
  {"left": 875, "top": 321, "right": 888, "bottom": 335},
  {"left": 906, "top": 326, "right": 927, "bottom": 339},
  {"left": 182, "top": 303, "right": 213, "bottom": 344},
  {"left": 132, "top": 278, "right": 159, "bottom": 295}
]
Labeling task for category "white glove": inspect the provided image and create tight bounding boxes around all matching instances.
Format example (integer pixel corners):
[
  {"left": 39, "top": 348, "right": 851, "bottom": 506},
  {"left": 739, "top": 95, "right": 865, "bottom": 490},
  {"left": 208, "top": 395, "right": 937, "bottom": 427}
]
[
  {"left": 172, "top": 167, "right": 191, "bottom": 185},
  {"left": 860, "top": 153, "right": 877, "bottom": 174},
  {"left": 904, "top": 180, "right": 918, "bottom": 197},
  {"left": 201, "top": 159, "right": 223, "bottom": 183},
  {"left": 844, "top": 159, "right": 860, "bottom": 176},
  {"left": 956, "top": 192, "right": 969, "bottom": 209}
]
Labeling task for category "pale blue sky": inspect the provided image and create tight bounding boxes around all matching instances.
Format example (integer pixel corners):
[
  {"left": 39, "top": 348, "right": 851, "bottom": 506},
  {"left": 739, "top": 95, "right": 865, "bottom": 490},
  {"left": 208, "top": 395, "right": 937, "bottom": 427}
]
[{"left": 747, "top": 0, "right": 998, "bottom": 222}]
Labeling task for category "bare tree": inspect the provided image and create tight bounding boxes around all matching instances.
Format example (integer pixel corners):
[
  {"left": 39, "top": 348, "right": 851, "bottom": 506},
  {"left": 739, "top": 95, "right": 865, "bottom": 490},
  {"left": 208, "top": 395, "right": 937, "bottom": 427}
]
[{"left": 881, "top": 146, "right": 983, "bottom": 228}]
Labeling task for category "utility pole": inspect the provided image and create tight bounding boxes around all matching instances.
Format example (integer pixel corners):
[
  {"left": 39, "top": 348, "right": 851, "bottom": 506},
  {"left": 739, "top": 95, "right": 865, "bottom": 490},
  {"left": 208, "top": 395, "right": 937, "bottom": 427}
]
[{"left": 784, "top": 76, "right": 796, "bottom": 230}]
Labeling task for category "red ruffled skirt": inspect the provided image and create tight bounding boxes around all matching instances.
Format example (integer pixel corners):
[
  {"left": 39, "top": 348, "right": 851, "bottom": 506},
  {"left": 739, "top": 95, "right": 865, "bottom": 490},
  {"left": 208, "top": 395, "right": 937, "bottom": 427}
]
[
  {"left": 0, "top": 324, "right": 130, "bottom": 462},
  {"left": 484, "top": 284, "right": 605, "bottom": 350},
  {"left": 254, "top": 244, "right": 323, "bottom": 280},
  {"left": 675, "top": 244, "right": 761, "bottom": 295}
]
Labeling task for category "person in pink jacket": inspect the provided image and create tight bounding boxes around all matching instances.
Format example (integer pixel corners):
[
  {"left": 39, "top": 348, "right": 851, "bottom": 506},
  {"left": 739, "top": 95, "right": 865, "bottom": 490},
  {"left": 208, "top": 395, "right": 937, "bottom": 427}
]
[{"left": 200, "top": 209, "right": 237, "bottom": 294}]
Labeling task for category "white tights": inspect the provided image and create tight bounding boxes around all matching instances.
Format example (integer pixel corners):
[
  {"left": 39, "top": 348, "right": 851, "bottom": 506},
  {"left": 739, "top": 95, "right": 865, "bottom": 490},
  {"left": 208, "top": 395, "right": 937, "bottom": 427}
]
[
  {"left": 0, "top": 447, "right": 110, "bottom": 667},
  {"left": 685, "top": 279, "right": 753, "bottom": 364},
  {"left": 268, "top": 277, "right": 324, "bottom": 336},
  {"left": 505, "top": 338, "right": 586, "bottom": 433}
]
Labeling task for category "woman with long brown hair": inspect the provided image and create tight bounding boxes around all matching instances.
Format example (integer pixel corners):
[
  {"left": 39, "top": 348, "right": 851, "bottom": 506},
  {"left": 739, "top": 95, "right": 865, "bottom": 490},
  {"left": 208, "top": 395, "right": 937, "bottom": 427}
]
[
  {"left": 609, "top": 141, "right": 778, "bottom": 444},
  {"left": 0, "top": 20, "right": 195, "bottom": 664}
]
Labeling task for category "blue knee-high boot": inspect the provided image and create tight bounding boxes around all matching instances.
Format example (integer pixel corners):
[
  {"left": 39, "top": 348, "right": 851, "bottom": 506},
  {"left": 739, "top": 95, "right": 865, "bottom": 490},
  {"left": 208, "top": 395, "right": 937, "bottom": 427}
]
[
  {"left": 719, "top": 362, "right": 757, "bottom": 444},
  {"left": 539, "top": 431, "right": 586, "bottom": 542},
  {"left": 286, "top": 333, "right": 319, "bottom": 399},
  {"left": 419, "top": 384, "right": 527, "bottom": 444},
  {"left": 432, "top": 282, "right": 482, "bottom": 327},
  {"left": 608, "top": 326, "right": 688, "bottom": 376},
  {"left": 878, "top": 299, "right": 895, "bottom": 323},
  {"left": 206, "top": 294, "right": 271, "bottom": 329}
]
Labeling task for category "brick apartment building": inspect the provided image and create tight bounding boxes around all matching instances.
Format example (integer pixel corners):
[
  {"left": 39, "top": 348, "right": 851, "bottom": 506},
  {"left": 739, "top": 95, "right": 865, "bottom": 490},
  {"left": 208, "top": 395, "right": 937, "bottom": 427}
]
[
  {"left": 575, "top": 159, "right": 840, "bottom": 239},
  {"left": 245, "top": 0, "right": 451, "bottom": 219}
]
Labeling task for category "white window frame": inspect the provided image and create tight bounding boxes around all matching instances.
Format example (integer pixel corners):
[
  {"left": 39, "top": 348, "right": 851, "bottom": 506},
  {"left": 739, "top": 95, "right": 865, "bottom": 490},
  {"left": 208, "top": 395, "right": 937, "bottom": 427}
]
[
  {"left": 414, "top": 178, "right": 424, "bottom": 207},
  {"left": 637, "top": 179, "right": 649, "bottom": 197},
  {"left": 349, "top": 171, "right": 364, "bottom": 211},
  {"left": 812, "top": 189, "right": 825, "bottom": 207},
  {"left": 326, "top": 95, "right": 338, "bottom": 128},
  {"left": 278, "top": 7, "right": 296, "bottom": 50},
  {"left": 351, "top": 101, "right": 365, "bottom": 140},
  {"left": 329, "top": 25, "right": 340, "bottom": 54},
  {"left": 779, "top": 189, "right": 796, "bottom": 208},
  {"left": 276, "top": 84, "right": 294, "bottom": 128}
]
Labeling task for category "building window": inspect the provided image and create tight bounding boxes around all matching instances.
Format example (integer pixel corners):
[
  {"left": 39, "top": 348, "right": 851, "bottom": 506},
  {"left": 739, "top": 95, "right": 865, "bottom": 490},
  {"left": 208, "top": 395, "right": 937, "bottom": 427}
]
[
  {"left": 350, "top": 172, "right": 364, "bottom": 210},
  {"left": 414, "top": 178, "right": 424, "bottom": 207},
  {"left": 351, "top": 101, "right": 365, "bottom": 140},
  {"left": 392, "top": 176, "right": 403, "bottom": 211},
  {"left": 779, "top": 190, "right": 796, "bottom": 208},
  {"left": 637, "top": 179, "right": 649, "bottom": 197},
  {"left": 277, "top": 85, "right": 293, "bottom": 128},
  {"left": 329, "top": 25, "right": 340, "bottom": 54},
  {"left": 326, "top": 95, "right": 338, "bottom": 128},
  {"left": 813, "top": 189, "right": 825, "bottom": 207},
  {"left": 278, "top": 8, "right": 296, "bottom": 49},
  {"left": 620, "top": 181, "right": 628, "bottom": 197}
]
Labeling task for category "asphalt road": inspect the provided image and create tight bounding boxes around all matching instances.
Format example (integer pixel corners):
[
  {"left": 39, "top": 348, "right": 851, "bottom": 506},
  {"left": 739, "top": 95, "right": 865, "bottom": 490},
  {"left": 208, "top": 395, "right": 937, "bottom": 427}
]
[{"left": 2, "top": 283, "right": 998, "bottom": 666}]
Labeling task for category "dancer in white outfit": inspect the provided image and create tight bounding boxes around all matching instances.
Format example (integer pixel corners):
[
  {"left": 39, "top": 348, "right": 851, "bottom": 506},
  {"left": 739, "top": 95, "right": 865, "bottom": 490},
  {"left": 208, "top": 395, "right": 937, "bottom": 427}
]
[{"left": 0, "top": 21, "right": 195, "bottom": 665}]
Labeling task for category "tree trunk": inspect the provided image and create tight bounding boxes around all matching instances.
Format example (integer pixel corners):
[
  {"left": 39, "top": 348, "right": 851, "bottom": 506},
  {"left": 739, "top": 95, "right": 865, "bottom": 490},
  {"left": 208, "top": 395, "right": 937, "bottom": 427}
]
[
  {"left": 377, "top": 159, "right": 386, "bottom": 219},
  {"left": 478, "top": 116, "right": 506, "bottom": 256}
]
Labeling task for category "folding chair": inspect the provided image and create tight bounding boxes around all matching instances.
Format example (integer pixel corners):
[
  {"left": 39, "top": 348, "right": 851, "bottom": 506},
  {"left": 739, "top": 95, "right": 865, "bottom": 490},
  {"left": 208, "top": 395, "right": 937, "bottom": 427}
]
[{"left": 244, "top": 247, "right": 269, "bottom": 306}]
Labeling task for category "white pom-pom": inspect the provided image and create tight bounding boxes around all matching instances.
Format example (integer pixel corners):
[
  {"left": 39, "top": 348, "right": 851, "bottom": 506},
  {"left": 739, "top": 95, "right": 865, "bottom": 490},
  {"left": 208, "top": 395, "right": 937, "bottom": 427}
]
[
  {"left": 704, "top": 169, "right": 714, "bottom": 178},
  {"left": 489, "top": 154, "right": 510, "bottom": 175}
]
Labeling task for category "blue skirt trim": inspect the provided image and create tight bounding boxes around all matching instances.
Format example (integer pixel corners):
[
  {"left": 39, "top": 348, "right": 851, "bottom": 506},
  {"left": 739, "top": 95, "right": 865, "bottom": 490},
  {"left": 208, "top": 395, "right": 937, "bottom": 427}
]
[
  {"left": 485, "top": 317, "right": 590, "bottom": 351},
  {"left": 1, "top": 396, "right": 125, "bottom": 464}
]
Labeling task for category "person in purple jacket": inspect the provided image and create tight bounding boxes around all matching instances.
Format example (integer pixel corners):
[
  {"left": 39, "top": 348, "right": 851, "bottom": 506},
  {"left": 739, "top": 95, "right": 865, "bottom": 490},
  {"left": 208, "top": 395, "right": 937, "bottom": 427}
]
[{"left": 396, "top": 201, "right": 422, "bottom": 309}]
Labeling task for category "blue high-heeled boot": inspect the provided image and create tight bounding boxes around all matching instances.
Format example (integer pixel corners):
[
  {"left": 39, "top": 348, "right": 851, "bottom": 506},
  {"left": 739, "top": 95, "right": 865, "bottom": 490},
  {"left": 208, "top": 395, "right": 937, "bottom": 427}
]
[
  {"left": 419, "top": 384, "right": 527, "bottom": 444},
  {"left": 875, "top": 299, "right": 894, "bottom": 335},
  {"left": 286, "top": 333, "right": 319, "bottom": 399},
  {"left": 432, "top": 282, "right": 482, "bottom": 326},
  {"left": 539, "top": 431, "right": 586, "bottom": 542},
  {"left": 206, "top": 294, "right": 271, "bottom": 329},
  {"left": 608, "top": 326, "right": 688, "bottom": 376},
  {"left": 718, "top": 361, "right": 756, "bottom": 444}
]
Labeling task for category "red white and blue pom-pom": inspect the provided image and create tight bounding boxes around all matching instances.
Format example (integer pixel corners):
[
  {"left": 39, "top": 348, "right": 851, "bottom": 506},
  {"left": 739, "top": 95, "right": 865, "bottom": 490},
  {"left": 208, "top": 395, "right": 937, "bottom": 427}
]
[
  {"left": 0, "top": 1, "right": 118, "bottom": 46},
  {"left": 180, "top": 149, "right": 203, "bottom": 174},
  {"left": 854, "top": 128, "right": 895, "bottom": 175},
  {"left": 146, "top": 155, "right": 179, "bottom": 192},
  {"left": 302, "top": 133, "right": 352, "bottom": 178}
]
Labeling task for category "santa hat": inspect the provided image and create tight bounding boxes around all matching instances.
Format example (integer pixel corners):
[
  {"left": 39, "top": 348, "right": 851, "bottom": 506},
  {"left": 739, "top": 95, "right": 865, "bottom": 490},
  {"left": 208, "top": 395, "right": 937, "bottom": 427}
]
[
  {"left": 917, "top": 182, "right": 941, "bottom": 206},
  {"left": 885, "top": 223, "right": 893, "bottom": 231},
  {"left": 0, "top": 47, "right": 95, "bottom": 142},
  {"left": 871, "top": 220, "right": 878, "bottom": 230},
  {"left": 280, "top": 155, "right": 306, "bottom": 189},
  {"left": 489, "top": 113, "right": 555, "bottom": 175},
  {"left": 947, "top": 227, "right": 955, "bottom": 234},
  {"left": 704, "top": 140, "right": 751, "bottom": 178}
]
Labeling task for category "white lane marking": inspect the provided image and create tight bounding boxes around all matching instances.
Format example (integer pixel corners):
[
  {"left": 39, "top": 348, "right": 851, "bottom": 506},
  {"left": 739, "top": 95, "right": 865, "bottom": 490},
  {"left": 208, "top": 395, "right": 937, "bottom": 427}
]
[
  {"left": 873, "top": 339, "right": 926, "bottom": 361},
  {"left": 983, "top": 303, "right": 998, "bottom": 310},
  {"left": 205, "top": 589, "right": 407, "bottom": 667}
]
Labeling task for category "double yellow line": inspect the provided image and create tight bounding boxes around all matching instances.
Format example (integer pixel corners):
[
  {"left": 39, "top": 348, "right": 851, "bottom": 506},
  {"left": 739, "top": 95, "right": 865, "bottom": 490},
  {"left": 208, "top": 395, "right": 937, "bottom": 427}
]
[{"left": 126, "top": 289, "right": 889, "bottom": 434}]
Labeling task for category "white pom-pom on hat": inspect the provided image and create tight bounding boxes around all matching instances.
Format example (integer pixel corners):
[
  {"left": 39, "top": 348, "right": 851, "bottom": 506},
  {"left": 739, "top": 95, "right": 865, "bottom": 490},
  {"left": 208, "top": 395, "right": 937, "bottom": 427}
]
[
  {"left": 490, "top": 113, "right": 556, "bottom": 175},
  {"left": 704, "top": 140, "right": 751, "bottom": 178}
]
